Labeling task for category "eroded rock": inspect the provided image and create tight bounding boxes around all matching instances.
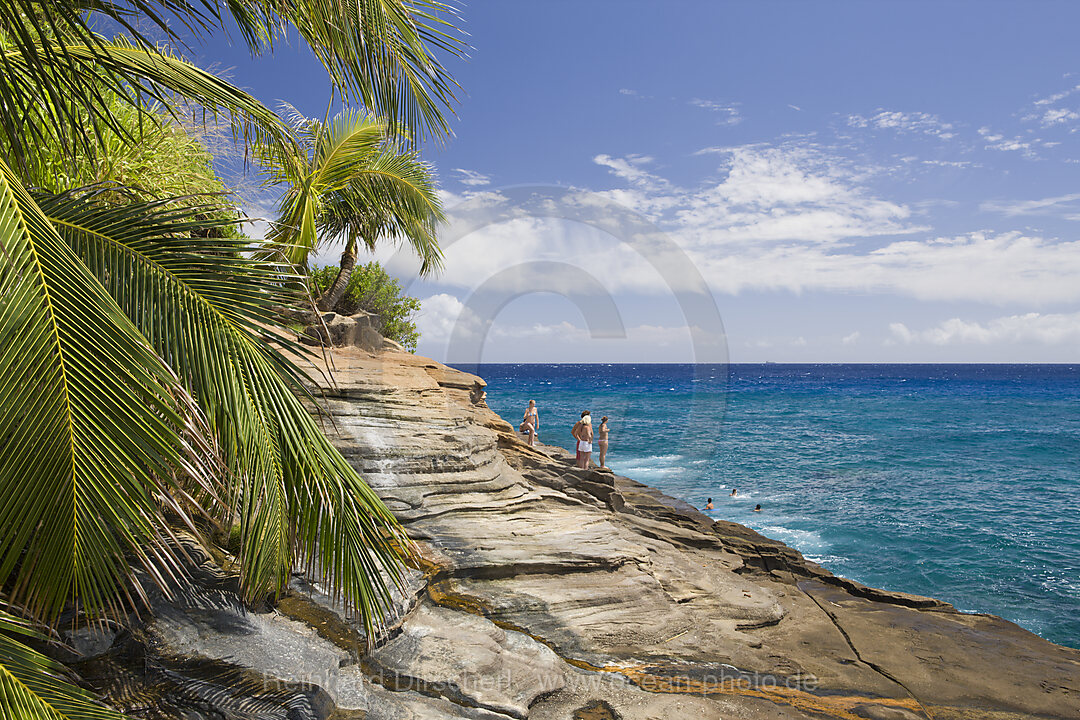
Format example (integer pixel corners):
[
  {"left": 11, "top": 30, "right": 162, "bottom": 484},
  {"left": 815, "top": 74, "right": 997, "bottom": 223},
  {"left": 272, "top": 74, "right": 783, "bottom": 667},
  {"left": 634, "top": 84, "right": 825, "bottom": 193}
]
[
  {"left": 369, "top": 602, "right": 566, "bottom": 718},
  {"left": 77, "top": 345, "right": 1080, "bottom": 720}
]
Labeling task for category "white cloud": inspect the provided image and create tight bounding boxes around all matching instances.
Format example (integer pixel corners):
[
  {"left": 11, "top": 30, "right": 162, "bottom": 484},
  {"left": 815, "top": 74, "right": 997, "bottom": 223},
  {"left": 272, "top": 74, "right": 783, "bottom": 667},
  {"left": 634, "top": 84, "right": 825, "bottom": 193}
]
[
  {"left": 414, "top": 293, "right": 483, "bottom": 343},
  {"left": 696, "top": 231, "right": 1080, "bottom": 304},
  {"left": 847, "top": 110, "right": 956, "bottom": 140},
  {"left": 239, "top": 196, "right": 278, "bottom": 242},
  {"left": 489, "top": 320, "right": 583, "bottom": 340},
  {"left": 415, "top": 144, "right": 1080, "bottom": 308},
  {"left": 593, "top": 153, "right": 665, "bottom": 189},
  {"left": 1039, "top": 107, "right": 1080, "bottom": 126},
  {"left": 981, "top": 192, "right": 1080, "bottom": 217},
  {"left": 489, "top": 321, "right": 694, "bottom": 347},
  {"left": 676, "top": 143, "right": 920, "bottom": 246},
  {"left": 1020, "top": 82, "right": 1080, "bottom": 130},
  {"left": 421, "top": 143, "right": 925, "bottom": 296},
  {"left": 422, "top": 317, "right": 715, "bottom": 362},
  {"left": 690, "top": 99, "right": 743, "bottom": 126},
  {"left": 921, "top": 159, "right": 974, "bottom": 168},
  {"left": 977, "top": 126, "right": 1034, "bottom": 154},
  {"left": 452, "top": 168, "right": 491, "bottom": 187},
  {"left": 433, "top": 187, "right": 510, "bottom": 214},
  {"left": 890, "top": 312, "right": 1080, "bottom": 345},
  {"left": 1034, "top": 83, "right": 1080, "bottom": 106},
  {"left": 841, "top": 331, "right": 861, "bottom": 345},
  {"left": 618, "top": 88, "right": 653, "bottom": 101}
]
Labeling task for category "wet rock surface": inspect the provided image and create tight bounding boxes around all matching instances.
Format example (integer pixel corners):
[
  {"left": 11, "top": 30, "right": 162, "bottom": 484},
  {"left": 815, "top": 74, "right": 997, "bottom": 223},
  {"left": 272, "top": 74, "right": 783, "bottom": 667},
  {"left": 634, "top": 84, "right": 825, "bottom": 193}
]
[{"left": 72, "top": 347, "right": 1080, "bottom": 719}]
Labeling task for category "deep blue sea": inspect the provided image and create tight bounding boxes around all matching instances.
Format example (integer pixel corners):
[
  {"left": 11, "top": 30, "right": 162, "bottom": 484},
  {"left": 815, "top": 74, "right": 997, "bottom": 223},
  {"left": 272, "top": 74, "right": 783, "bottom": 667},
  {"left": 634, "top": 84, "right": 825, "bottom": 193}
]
[{"left": 457, "top": 363, "right": 1080, "bottom": 650}]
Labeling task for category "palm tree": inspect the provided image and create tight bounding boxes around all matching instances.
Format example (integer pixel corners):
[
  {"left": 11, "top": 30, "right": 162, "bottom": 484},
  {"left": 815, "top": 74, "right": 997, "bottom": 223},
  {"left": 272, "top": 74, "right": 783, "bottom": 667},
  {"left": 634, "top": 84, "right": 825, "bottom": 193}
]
[
  {"left": 2, "top": 174, "right": 412, "bottom": 720},
  {"left": 1, "top": 1, "right": 464, "bottom": 167},
  {"left": 263, "top": 108, "right": 445, "bottom": 313},
  {"left": 0, "top": 2, "right": 463, "bottom": 718}
]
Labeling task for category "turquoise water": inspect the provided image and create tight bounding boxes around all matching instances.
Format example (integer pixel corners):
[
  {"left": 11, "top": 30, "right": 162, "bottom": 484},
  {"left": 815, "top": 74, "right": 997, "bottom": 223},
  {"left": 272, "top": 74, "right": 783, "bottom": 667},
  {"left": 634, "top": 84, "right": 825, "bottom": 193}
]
[{"left": 461, "top": 363, "right": 1080, "bottom": 650}]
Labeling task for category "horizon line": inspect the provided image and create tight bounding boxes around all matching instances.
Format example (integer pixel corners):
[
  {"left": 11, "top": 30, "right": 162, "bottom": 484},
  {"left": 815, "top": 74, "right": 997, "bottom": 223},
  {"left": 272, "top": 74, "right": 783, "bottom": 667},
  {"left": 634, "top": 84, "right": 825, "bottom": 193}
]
[{"left": 444, "top": 360, "right": 1080, "bottom": 366}]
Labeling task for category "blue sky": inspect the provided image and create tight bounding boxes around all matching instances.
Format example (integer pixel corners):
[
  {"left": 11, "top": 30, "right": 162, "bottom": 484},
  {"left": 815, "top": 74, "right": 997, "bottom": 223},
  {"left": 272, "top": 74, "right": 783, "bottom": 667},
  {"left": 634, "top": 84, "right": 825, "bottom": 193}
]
[{"left": 195, "top": 1, "right": 1080, "bottom": 362}]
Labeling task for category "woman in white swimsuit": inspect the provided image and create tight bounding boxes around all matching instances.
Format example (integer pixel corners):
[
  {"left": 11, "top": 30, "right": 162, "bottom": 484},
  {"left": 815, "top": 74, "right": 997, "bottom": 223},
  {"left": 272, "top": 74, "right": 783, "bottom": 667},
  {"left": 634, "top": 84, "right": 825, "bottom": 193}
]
[
  {"left": 521, "top": 399, "right": 539, "bottom": 446},
  {"left": 572, "top": 410, "right": 593, "bottom": 469}
]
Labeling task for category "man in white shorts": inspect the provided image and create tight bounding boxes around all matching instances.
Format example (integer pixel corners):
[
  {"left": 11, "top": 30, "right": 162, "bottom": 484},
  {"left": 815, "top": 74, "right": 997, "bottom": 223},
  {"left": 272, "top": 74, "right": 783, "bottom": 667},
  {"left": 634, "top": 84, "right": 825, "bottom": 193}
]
[{"left": 571, "top": 410, "right": 593, "bottom": 469}]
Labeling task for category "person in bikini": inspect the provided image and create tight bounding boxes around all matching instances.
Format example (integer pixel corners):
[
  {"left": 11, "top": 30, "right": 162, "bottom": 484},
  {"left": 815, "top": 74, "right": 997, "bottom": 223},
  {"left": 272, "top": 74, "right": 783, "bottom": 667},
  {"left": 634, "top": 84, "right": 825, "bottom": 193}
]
[
  {"left": 597, "top": 415, "right": 610, "bottom": 467},
  {"left": 571, "top": 410, "right": 593, "bottom": 469},
  {"left": 520, "top": 399, "right": 539, "bottom": 446}
]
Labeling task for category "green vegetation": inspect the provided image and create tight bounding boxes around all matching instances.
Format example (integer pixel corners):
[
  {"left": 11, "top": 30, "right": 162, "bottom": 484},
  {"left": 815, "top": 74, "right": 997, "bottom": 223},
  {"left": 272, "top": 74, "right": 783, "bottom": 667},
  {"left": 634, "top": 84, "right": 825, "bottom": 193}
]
[
  {"left": 3, "top": 90, "right": 228, "bottom": 198},
  {"left": 311, "top": 262, "right": 423, "bottom": 351},
  {"left": 0, "top": 83, "right": 248, "bottom": 236},
  {"left": 1, "top": 1, "right": 463, "bottom": 168},
  {"left": 260, "top": 107, "right": 444, "bottom": 312},
  {"left": 0, "top": 1, "right": 462, "bottom": 718}
]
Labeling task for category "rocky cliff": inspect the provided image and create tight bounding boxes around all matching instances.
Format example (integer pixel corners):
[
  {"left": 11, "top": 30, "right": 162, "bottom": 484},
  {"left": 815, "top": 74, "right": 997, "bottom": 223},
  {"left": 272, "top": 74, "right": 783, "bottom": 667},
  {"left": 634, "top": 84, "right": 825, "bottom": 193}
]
[{"left": 72, "top": 346, "right": 1079, "bottom": 720}]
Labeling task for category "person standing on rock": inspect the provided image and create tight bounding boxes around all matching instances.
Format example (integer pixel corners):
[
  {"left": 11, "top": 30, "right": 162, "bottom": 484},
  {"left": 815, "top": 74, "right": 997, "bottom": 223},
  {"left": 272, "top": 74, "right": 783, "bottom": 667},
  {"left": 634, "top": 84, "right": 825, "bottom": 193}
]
[
  {"left": 572, "top": 410, "right": 593, "bottom": 469},
  {"left": 521, "top": 399, "right": 539, "bottom": 446},
  {"left": 597, "top": 415, "right": 610, "bottom": 467}
]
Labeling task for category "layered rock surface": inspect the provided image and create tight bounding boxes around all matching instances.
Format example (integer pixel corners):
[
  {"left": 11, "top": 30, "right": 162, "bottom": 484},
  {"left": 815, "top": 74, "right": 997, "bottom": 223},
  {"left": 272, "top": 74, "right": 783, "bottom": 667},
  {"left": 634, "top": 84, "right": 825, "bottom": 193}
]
[{"left": 76, "top": 347, "right": 1080, "bottom": 720}]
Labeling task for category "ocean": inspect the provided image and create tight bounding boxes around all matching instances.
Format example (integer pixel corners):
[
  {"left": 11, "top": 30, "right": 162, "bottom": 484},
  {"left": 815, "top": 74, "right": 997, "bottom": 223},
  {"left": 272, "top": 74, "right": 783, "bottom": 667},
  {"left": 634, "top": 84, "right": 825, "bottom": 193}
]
[{"left": 457, "top": 363, "right": 1080, "bottom": 650}]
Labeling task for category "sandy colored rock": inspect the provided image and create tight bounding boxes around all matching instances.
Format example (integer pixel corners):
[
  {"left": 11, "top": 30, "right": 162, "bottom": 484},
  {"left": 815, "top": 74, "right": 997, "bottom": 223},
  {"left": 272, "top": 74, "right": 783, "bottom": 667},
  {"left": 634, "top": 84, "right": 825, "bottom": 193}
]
[
  {"left": 305, "top": 347, "right": 1078, "bottom": 720},
  {"left": 71, "top": 345, "right": 1080, "bottom": 720}
]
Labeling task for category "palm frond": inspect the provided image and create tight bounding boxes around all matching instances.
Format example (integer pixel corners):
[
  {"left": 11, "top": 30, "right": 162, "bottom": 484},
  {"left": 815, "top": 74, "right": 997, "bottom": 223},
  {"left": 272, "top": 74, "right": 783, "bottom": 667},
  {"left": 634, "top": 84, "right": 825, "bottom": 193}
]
[
  {"left": 0, "top": 37, "right": 290, "bottom": 170},
  {"left": 322, "top": 150, "right": 445, "bottom": 274},
  {"left": 0, "top": 159, "right": 220, "bottom": 622},
  {"left": 266, "top": 111, "right": 389, "bottom": 265},
  {"left": 35, "top": 187, "right": 407, "bottom": 631},
  {"left": 235, "top": 0, "right": 467, "bottom": 143},
  {"left": 265, "top": 109, "right": 444, "bottom": 273},
  {"left": 0, "top": 610, "right": 131, "bottom": 720},
  {"left": 0, "top": 0, "right": 464, "bottom": 165}
]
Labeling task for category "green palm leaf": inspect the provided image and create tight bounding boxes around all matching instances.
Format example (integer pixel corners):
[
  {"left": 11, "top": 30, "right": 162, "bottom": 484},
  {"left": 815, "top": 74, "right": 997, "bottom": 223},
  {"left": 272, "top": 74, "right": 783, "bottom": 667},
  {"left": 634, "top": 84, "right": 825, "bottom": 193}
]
[
  {"left": 0, "top": 0, "right": 463, "bottom": 166},
  {"left": 0, "top": 611, "right": 130, "bottom": 720},
  {"left": 247, "top": 0, "right": 465, "bottom": 142},
  {"left": 322, "top": 149, "right": 445, "bottom": 274},
  {"left": 267, "top": 109, "right": 389, "bottom": 264},
  {"left": 266, "top": 109, "right": 444, "bottom": 273},
  {"left": 1, "top": 37, "right": 290, "bottom": 171},
  {"left": 0, "top": 159, "right": 220, "bottom": 623},
  {"left": 34, "top": 187, "right": 406, "bottom": 629}
]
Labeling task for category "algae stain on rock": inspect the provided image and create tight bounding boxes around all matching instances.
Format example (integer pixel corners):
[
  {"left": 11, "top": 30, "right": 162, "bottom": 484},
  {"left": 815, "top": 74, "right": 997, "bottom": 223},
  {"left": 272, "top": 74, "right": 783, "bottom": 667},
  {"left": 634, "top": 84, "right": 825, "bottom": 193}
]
[{"left": 573, "top": 699, "right": 621, "bottom": 720}]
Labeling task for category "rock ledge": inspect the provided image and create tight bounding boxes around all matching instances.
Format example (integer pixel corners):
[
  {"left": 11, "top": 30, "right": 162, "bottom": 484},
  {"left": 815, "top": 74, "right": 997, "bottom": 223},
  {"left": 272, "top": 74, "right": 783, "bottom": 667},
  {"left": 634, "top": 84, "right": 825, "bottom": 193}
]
[{"left": 72, "top": 347, "right": 1080, "bottom": 720}]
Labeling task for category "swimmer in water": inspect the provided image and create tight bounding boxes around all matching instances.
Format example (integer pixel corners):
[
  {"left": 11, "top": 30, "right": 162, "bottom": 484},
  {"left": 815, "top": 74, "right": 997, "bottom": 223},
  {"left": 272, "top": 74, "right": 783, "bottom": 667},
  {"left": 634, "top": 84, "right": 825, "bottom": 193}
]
[
  {"left": 705, "top": 497, "right": 714, "bottom": 510},
  {"left": 730, "top": 488, "right": 738, "bottom": 497},
  {"left": 754, "top": 504, "right": 762, "bottom": 512}
]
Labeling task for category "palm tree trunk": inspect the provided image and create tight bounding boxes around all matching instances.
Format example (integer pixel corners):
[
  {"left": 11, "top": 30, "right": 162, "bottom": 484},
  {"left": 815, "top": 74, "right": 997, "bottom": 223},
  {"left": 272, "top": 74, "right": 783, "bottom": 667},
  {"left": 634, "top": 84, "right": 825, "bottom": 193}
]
[{"left": 318, "top": 237, "right": 359, "bottom": 312}]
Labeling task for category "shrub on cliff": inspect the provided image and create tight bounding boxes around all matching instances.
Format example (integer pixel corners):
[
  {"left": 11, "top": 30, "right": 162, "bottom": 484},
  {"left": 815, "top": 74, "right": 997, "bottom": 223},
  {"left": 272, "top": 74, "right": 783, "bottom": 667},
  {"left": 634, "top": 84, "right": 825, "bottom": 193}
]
[{"left": 311, "top": 261, "right": 422, "bottom": 352}]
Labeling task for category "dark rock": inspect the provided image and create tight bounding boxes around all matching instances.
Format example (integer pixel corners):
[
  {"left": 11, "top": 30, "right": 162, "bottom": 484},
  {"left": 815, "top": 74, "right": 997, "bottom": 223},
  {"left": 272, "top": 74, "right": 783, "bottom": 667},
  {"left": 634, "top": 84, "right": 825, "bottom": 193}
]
[
  {"left": 573, "top": 699, "right": 621, "bottom": 720},
  {"left": 63, "top": 621, "right": 120, "bottom": 660}
]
